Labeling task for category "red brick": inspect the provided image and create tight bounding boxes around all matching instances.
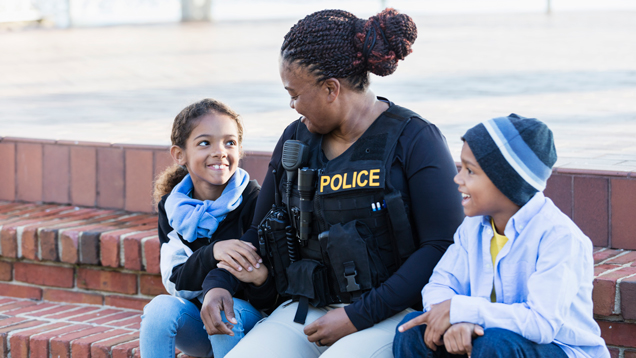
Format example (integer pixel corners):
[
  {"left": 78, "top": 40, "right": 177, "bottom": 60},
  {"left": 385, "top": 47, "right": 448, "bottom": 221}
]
[
  {"left": 14, "top": 262, "right": 74, "bottom": 288},
  {"left": 594, "top": 264, "right": 620, "bottom": 277},
  {"left": 26, "top": 304, "right": 79, "bottom": 317},
  {"left": 50, "top": 325, "right": 111, "bottom": 358},
  {"left": 0, "top": 300, "right": 38, "bottom": 313},
  {"left": 16, "top": 142, "right": 43, "bottom": 202},
  {"left": 46, "top": 306, "right": 101, "bottom": 320},
  {"left": 97, "top": 147, "right": 125, "bottom": 209},
  {"left": 125, "top": 149, "right": 154, "bottom": 213},
  {"left": 0, "top": 143, "right": 16, "bottom": 201},
  {"left": 104, "top": 296, "right": 149, "bottom": 311},
  {"left": 3, "top": 302, "right": 56, "bottom": 315},
  {"left": 71, "top": 328, "right": 131, "bottom": 357},
  {"left": 611, "top": 179, "right": 636, "bottom": 250},
  {"left": 0, "top": 297, "right": 19, "bottom": 305},
  {"left": 70, "top": 308, "right": 122, "bottom": 323},
  {"left": 9, "top": 322, "right": 70, "bottom": 358},
  {"left": 39, "top": 228, "right": 60, "bottom": 261},
  {"left": 625, "top": 350, "right": 636, "bottom": 358},
  {"left": 91, "top": 332, "right": 139, "bottom": 358},
  {"left": 124, "top": 231, "right": 157, "bottom": 271},
  {"left": 609, "top": 347, "right": 619, "bottom": 358},
  {"left": 59, "top": 224, "right": 117, "bottom": 264},
  {"left": 599, "top": 320, "right": 636, "bottom": 348},
  {"left": 29, "top": 324, "right": 92, "bottom": 358},
  {"left": 43, "top": 144, "right": 70, "bottom": 204},
  {"left": 100, "top": 228, "right": 134, "bottom": 268},
  {"left": 0, "top": 261, "right": 11, "bottom": 281},
  {"left": 43, "top": 288, "right": 104, "bottom": 305},
  {"left": 594, "top": 249, "right": 625, "bottom": 264},
  {"left": 0, "top": 227, "right": 18, "bottom": 258},
  {"left": 77, "top": 268, "right": 138, "bottom": 294},
  {"left": 143, "top": 236, "right": 161, "bottom": 273},
  {"left": 620, "top": 276, "right": 636, "bottom": 320},
  {"left": 111, "top": 339, "right": 140, "bottom": 358},
  {"left": 0, "top": 316, "right": 29, "bottom": 329},
  {"left": 593, "top": 267, "right": 636, "bottom": 316},
  {"left": 108, "top": 316, "right": 141, "bottom": 328},
  {"left": 140, "top": 274, "right": 167, "bottom": 296},
  {"left": 90, "top": 311, "right": 139, "bottom": 325},
  {"left": 241, "top": 151, "right": 270, "bottom": 185},
  {"left": 573, "top": 177, "right": 609, "bottom": 247},
  {"left": 606, "top": 251, "right": 636, "bottom": 265},
  {"left": 71, "top": 146, "right": 97, "bottom": 207},
  {"left": 544, "top": 174, "right": 573, "bottom": 218},
  {"left": 153, "top": 150, "right": 174, "bottom": 180},
  {"left": 0, "top": 282, "right": 42, "bottom": 300},
  {"left": 0, "top": 319, "right": 46, "bottom": 333}
]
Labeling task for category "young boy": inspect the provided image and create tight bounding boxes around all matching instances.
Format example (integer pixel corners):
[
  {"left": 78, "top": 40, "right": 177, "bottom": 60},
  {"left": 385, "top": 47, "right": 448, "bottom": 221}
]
[{"left": 393, "top": 114, "right": 609, "bottom": 358}]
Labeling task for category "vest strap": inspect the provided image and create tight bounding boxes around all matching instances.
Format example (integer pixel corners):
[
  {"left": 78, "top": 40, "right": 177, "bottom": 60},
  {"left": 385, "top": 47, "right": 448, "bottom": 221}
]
[{"left": 294, "top": 296, "right": 310, "bottom": 324}]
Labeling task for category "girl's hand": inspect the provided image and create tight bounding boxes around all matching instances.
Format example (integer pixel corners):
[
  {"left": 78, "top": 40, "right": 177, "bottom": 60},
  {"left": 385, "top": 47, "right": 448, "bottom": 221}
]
[
  {"left": 443, "top": 322, "right": 484, "bottom": 356},
  {"left": 217, "top": 261, "right": 268, "bottom": 286},
  {"left": 201, "top": 288, "right": 236, "bottom": 336},
  {"left": 213, "top": 239, "right": 262, "bottom": 272}
]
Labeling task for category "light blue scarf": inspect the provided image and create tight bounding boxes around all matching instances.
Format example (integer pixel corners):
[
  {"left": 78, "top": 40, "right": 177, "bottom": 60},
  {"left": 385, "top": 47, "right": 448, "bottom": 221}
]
[{"left": 164, "top": 168, "right": 250, "bottom": 243}]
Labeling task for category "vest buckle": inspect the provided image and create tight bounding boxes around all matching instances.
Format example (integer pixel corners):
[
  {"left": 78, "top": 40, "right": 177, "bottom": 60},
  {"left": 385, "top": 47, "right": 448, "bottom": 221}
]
[{"left": 343, "top": 261, "right": 361, "bottom": 292}]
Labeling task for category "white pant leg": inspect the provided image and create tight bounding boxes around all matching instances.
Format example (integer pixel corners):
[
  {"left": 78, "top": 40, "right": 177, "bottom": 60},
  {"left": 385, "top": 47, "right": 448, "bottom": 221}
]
[
  {"left": 226, "top": 300, "right": 413, "bottom": 358},
  {"left": 321, "top": 308, "right": 413, "bottom": 358},
  {"left": 225, "top": 300, "right": 329, "bottom": 358}
]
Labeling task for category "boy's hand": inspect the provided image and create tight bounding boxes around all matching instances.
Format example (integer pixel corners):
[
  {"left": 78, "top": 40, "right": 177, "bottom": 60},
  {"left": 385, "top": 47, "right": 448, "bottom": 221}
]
[
  {"left": 213, "top": 239, "right": 262, "bottom": 273},
  {"left": 218, "top": 261, "right": 268, "bottom": 286},
  {"left": 201, "top": 288, "right": 236, "bottom": 336},
  {"left": 397, "top": 299, "right": 452, "bottom": 351},
  {"left": 424, "top": 299, "right": 452, "bottom": 350},
  {"left": 443, "top": 323, "right": 484, "bottom": 356}
]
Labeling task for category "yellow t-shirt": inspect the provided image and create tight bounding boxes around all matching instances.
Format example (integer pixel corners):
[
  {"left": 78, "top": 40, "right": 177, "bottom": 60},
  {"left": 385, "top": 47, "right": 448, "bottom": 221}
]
[{"left": 490, "top": 218, "right": 508, "bottom": 302}]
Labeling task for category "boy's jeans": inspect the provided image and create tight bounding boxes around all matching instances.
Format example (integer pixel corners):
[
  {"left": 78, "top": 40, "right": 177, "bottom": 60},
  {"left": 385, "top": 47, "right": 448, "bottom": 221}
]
[
  {"left": 140, "top": 294, "right": 262, "bottom": 358},
  {"left": 393, "top": 311, "right": 568, "bottom": 358}
]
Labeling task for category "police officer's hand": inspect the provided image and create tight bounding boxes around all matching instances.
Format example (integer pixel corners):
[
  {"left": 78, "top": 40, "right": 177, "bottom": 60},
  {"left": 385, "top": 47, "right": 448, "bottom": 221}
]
[
  {"left": 443, "top": 322, "right": 484, "bottom": 356},
  {"left": 304, "top": 307, "right": 357, "bottom": 346},
  {"left": 213, "top": 239, "right": 262, "bottom": 273},
  {"left": 201, "top": 288, "right": 236, "bottom": 336},
  {"left": 217, "top": 261, "right": 268, "bottom": 286}
]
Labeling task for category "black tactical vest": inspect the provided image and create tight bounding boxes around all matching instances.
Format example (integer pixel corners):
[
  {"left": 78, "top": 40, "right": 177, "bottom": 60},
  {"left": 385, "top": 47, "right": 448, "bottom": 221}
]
[{"left": 259, "top": 101, "right": 422, "bottom": 323}]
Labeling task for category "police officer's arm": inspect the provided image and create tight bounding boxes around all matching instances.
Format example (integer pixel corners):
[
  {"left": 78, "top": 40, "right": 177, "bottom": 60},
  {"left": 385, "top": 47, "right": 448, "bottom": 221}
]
[{"left": 344, "top": 121, "right": 465, "bottom": 330}]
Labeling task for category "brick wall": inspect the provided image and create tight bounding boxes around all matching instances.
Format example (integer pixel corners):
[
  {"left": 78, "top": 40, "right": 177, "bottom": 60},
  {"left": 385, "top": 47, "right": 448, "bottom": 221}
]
[{"left": 0, "top": 137, "right": 271, "bottom": 213}]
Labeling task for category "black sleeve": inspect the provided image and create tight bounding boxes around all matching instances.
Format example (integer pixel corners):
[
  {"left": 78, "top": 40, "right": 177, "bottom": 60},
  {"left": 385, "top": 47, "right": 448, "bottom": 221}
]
[
  {"left": 201, "top": 121, "right": 299, "bottom": 306},
  {"left": 345, "top": 121, "right": 465, "bottom": 330},
  {"left": 157, "top": 196, "right": 172, "bottom": 245}
]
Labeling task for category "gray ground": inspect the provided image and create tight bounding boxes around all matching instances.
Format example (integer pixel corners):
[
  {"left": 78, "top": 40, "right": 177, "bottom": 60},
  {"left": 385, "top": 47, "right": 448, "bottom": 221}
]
[{"left": 1, "top": 11, "right": 635, "bottom": 171}]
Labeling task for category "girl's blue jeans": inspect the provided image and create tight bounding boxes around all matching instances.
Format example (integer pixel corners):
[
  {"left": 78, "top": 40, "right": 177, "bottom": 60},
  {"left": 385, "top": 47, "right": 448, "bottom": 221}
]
[{"left": 140, "top": 294, "right": 262, "bottom": 358}]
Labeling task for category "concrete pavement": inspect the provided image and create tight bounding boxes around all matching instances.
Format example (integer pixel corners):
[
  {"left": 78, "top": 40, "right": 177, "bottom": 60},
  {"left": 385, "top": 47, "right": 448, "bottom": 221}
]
[{"left": 1, "top": 10, "right": 635, "bottom": 171}]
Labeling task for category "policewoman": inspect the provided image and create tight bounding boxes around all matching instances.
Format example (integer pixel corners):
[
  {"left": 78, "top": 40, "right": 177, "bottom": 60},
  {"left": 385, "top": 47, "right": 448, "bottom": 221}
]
[{"left": 212, "top": 9, "right": 464, "bottom": 358}]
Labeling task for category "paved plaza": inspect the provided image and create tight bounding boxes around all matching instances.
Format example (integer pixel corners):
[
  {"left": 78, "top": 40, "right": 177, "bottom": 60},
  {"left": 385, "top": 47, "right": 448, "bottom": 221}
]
[{"left": 1, "top": 10, "right": 635, "bottom": 171}]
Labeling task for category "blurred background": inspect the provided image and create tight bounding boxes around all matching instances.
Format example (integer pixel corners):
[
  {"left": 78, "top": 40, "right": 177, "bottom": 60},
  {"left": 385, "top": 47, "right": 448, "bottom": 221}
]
[{"left": 1, "top": 0, "right": 635, "bottom": 170}]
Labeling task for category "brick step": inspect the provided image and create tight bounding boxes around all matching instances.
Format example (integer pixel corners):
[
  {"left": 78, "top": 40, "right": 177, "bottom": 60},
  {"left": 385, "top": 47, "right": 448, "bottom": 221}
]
[
  {"left": 0, "top": 296, "right": 200, "bottom": 357},
  {"left": 2, "top": 202, "right": 636, "bottom": 356}
]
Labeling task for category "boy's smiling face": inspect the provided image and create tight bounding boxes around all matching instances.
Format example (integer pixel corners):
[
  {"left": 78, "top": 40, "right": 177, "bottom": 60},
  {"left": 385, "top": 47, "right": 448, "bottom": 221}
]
[{"left": 454, "top": 142, "right": 520, "bottom": 229}]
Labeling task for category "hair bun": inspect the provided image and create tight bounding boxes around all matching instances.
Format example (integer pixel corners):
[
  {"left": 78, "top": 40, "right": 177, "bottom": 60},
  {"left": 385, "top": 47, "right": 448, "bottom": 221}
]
[{"left": 359, "top": 8, "right": 417, "bottom": 77}]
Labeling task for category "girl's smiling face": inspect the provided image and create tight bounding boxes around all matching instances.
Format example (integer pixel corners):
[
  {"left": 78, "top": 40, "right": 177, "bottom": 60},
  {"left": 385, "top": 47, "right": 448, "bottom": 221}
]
[{"left": 173, "top": 112, "right": 241, "bottom": 201}]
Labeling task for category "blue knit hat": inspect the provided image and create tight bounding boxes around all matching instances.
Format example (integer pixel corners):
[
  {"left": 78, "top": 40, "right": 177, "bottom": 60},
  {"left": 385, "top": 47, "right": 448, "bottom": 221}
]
[{"left": 463, "top": 114, "right": 557, "bottom": 206}]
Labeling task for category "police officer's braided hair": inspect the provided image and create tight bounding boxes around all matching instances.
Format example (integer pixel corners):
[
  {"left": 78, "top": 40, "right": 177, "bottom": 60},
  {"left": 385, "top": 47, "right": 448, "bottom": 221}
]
[
  {"left": 281, "top": 8, "right": 417, "bottom": 91},
  {"left": 153, "top": 98, "right": 244, "bottom": 206}
]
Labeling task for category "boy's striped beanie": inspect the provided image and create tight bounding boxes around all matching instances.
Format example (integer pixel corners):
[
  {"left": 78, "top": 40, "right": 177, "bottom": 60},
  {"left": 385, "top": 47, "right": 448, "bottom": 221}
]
[{"left": 463, "top": 114, "right": 557, "bottom": 206}]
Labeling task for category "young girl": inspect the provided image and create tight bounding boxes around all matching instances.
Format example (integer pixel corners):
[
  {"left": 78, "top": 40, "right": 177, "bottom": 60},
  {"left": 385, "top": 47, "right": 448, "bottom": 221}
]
[{"left": 140, "top": 98, "right": 269, "bottom": 358}]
